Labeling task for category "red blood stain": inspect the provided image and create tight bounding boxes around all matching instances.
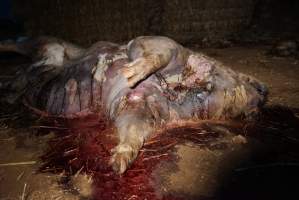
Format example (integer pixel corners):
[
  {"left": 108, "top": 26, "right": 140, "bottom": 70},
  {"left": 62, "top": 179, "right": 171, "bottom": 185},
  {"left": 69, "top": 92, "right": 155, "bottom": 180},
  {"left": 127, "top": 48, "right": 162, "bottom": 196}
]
[{"left": 40, "top": 115, "right": 232, "bottom": 200}]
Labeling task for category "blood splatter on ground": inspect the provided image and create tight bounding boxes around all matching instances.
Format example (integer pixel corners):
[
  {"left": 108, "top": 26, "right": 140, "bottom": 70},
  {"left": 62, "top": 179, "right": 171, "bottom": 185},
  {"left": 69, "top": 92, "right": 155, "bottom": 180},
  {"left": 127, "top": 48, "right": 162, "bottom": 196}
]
[{"left": 40, "top": 114, "right": 230, "bottom": 200}]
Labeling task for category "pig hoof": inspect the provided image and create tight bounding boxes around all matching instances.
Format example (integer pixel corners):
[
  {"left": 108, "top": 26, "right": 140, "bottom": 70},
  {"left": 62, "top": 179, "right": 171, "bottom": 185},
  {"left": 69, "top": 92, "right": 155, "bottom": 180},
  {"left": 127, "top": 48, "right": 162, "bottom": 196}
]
[
  {"left": 121, "top": 58, "right": 148, "bottom": 87},
  {"left": 110, "top": 144, "right": 137, "bottom": 174}
]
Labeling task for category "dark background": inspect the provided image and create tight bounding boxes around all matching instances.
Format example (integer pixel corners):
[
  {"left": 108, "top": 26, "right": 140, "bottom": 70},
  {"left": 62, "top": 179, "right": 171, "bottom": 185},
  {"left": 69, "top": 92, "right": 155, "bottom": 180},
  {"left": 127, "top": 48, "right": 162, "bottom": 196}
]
[
  {"left": 1, "top": 0, "right": 299, "bottom": 45},
  {"left": 0, "top": 1, "right": 299, "bottom": 200}
]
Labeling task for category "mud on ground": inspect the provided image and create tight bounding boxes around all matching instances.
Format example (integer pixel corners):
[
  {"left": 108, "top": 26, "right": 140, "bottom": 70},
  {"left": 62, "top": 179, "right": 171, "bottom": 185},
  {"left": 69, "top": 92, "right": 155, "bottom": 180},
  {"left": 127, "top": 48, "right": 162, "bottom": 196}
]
[{"left": 0, "top": 46, "right": 299, "bottom": 200}]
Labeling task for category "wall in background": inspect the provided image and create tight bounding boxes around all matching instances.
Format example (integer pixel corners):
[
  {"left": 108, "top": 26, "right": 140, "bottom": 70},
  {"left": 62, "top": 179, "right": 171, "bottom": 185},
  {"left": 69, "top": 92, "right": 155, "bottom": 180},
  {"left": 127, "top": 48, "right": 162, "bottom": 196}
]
[
  {"left": 0, "top": 0, "right": 13, "bottom": 19},
  {"left": 12, "top": 0, "right": 256, "bottom": 45},
  {"left": 252, "top": 0, "right": 299, "bottom": 37}
]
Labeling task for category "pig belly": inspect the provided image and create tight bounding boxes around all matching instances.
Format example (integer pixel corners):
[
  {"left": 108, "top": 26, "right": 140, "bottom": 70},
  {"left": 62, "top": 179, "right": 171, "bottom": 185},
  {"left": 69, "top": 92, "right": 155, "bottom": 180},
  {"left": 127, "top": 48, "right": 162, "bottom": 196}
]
[{"left": 25, "top": 49, "right": 130, "bottom": 119}]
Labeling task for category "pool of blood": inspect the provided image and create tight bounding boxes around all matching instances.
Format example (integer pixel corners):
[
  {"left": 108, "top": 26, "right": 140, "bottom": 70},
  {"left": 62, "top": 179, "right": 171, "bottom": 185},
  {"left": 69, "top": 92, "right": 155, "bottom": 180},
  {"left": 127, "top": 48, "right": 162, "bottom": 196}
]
[{"left": 40, "top": 115, "right": 238, "bottom": 200}]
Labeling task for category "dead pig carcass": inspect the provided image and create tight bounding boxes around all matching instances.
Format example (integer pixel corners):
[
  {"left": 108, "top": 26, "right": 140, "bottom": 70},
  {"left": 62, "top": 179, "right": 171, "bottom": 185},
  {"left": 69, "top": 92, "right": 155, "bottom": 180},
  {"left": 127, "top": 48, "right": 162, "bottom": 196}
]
[{"left": 0, "top": 36, "right": 268, "bottom": 173}]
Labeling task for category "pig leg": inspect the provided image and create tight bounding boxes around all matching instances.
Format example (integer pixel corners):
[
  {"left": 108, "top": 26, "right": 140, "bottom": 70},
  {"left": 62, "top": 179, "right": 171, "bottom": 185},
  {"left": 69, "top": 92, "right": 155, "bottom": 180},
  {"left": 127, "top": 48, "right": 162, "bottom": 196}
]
[
  {"left": 0, "top": 37, "right": 85, "bottom": 67},
  {"left": 122, "top": 36, "right": 187, "bottom": 87},
  {"left": 121, "top": 54, "right": 168, "bottom": 87},
  {"left": 110, "top": 98, "right": 155, "bottom": 174}
]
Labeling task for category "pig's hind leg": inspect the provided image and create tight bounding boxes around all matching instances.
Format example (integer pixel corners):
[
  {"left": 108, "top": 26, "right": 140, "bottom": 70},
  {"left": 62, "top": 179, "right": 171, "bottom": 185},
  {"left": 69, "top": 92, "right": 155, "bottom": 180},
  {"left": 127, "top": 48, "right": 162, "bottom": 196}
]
[{"left": 122, "top": 36, "right": 186, "bottom": 87}]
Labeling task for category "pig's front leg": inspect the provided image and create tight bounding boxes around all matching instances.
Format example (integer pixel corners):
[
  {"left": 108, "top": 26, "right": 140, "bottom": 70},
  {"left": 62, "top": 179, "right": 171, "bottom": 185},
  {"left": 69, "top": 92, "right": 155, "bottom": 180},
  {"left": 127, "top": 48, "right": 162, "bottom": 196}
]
[{"left": 110, "top": 98, "right": 155, "bottom": 174}]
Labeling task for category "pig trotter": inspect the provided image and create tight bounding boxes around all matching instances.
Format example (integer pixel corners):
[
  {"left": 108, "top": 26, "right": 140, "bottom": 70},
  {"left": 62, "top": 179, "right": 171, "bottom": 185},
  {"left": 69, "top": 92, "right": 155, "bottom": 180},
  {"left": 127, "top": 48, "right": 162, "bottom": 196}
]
[
  {"left": 110, "top": 143, "right": 140, "bottom": 174},
  {"left": 109, "top": 121, "right": 148, "bottom": 174},
  {"left": 121, "top": 55, "right": 162, "bottom": 87}
]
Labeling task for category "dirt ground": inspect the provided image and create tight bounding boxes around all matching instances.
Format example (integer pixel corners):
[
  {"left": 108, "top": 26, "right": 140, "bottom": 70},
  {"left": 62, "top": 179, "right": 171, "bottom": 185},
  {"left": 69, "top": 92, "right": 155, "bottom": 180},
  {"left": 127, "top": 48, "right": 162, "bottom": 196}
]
[{"left": 0, "top": 45, "right": 299, "bottom": 200}]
